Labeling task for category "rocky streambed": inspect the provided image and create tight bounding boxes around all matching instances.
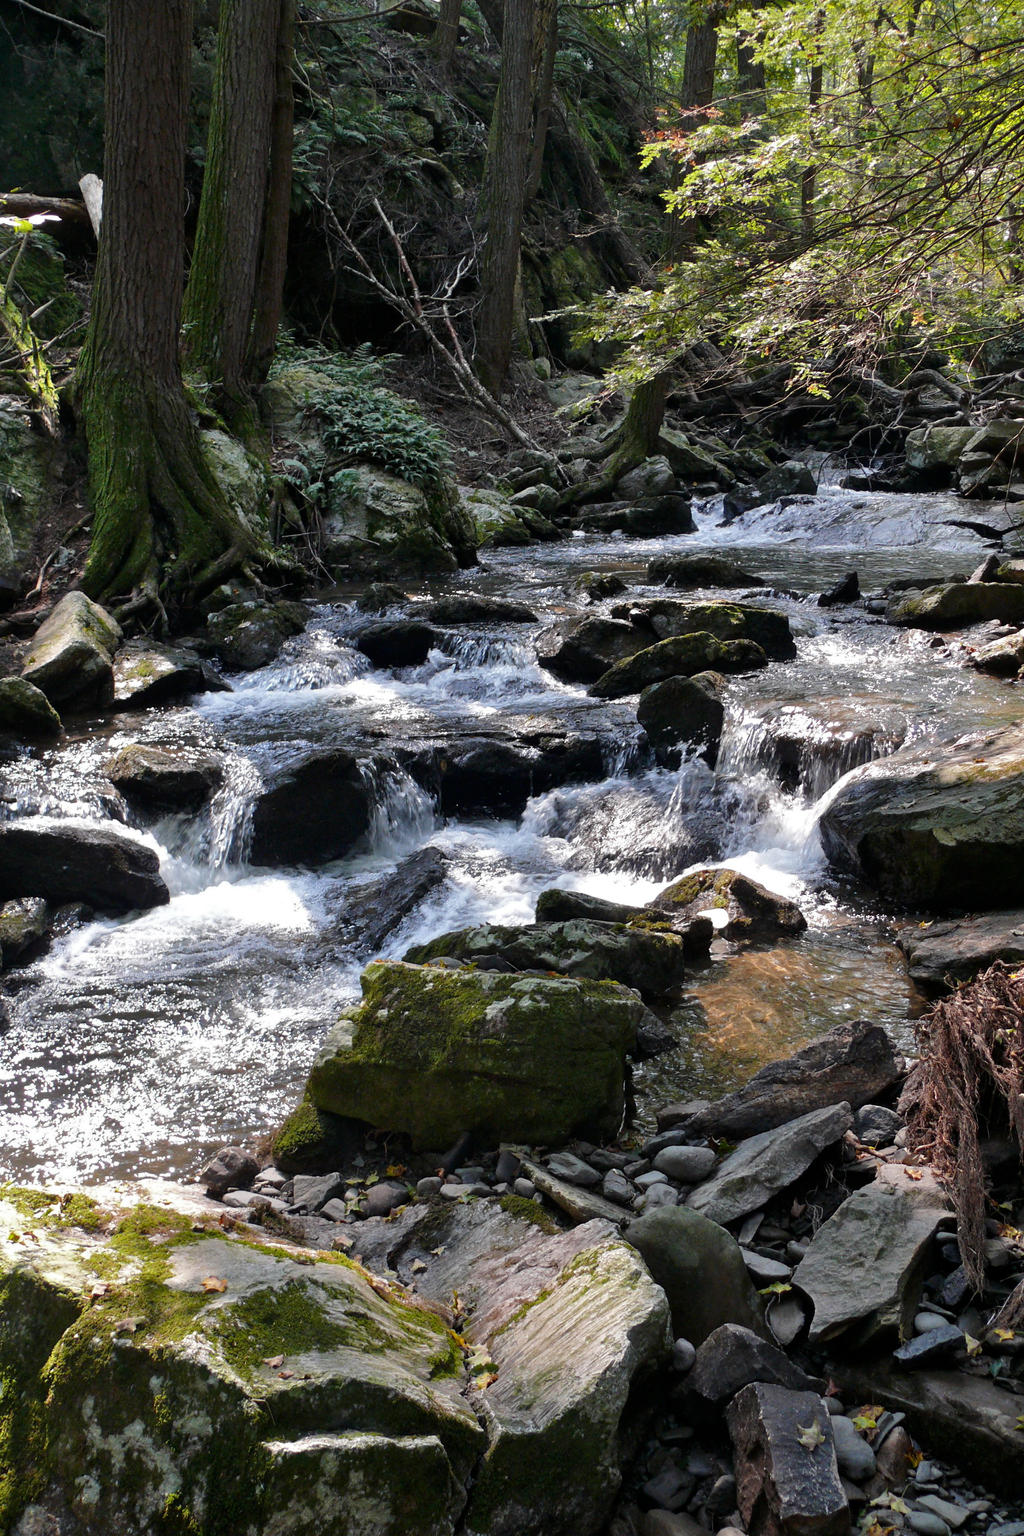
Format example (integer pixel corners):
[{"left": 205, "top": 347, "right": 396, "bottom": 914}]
[{"left": 4, "top": 483, "right": 1024, "bottom": 1535}]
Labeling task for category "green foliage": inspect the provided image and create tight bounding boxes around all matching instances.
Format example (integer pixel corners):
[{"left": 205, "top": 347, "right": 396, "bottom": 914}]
[{"left": 271, "top": 342, "right": 450, "bottom": 495}]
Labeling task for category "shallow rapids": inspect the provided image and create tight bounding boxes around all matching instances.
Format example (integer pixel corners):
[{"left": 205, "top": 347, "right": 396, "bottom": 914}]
[{"left": 1, "top": 483, "right": 1019, "bottom": 1181}]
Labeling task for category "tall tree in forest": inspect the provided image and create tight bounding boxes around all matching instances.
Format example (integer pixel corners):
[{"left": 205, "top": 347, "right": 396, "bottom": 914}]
[
  {"left": 432, "top": 0, "right": 464, "bottom": 71},
  {"left": 475, "top": 0, "right": 537, "bottom": 397},
  {"left": 76, "top": 0, "right": 267, "bottom": 613},
  {"left": 183, "top": 0, "right": 294, "bottom": 427},
  {"left": 248, "top": 0, "right": 296, "bottom": 389}
]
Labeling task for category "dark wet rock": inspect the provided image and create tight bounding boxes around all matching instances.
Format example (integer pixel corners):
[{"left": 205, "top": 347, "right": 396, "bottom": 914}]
[
  {"left": 970, "top": 630, "right": 1024, "bottom": 677},
  {"left": 727, "top": 1383, "right": 849, "bottom": 1536},
  {"left": 853, "top": 1103, "right": 904, "bottom": 1145},
  {"left": 612, "top": 599, "right": 797, "bottom": 662},
  {"left": 105, "top": 744, "right": 225, "bottom": 812},
  {"left": 354, "top": 581, "right": 408, "bottom": 613},
  {"left": 0, "top": 819, "right": 169, "bottom": 913},
  {"left": 829, "top": 1415, "right": 877, "bottom": 1483},
  {"left": 625, "top": 495, "right": 696, "bottom": 538},
  {"left": 892, "top": 1323, "right": 965, "bottom": 1366},
  {"left": 403, "top": 733, "right": 605, "bottom": 818},
  {"left": 647, "top": 554, "right": 765, "bottom": 589},
  {"left": 112, "top": 642, "right": 229, "bottom": 709},
  {"left": 536, "top": 616, "right": 652, "bottom": 684},
  {"left": 200, "top": 1147, "right": 259, "bottom": 1198},
  {"left": 404, "top": 917, "right": 690, "bottom": 1001},
  {"left": 536, "top": 887, "right": 646, "bottom": 926},
  {"left": 690, "top": 1324, "right": 821, "bottom": 1406},
  {"left": 897, "top": 910, "right": 1024, "bottom": 993},
  {"left": 0, "top": 896, "right": 50, "bottom": 970},
  {"left": 305, "top": 960, "right": 651, "bottom": 1149},
  {"left": 340, "top": 847, "right": 448, "bottom": 952},
  {"left": 202, "top": 599, "right": 306, "bottom": 671},
  {"left": 21, "top": 591, "right": 121, "bottom": 711},
  {"left": 818, "top": 572, "right": 860, "bottom": 608},
  {"left": 837, "top": 1364, "right": 1024, "bottom": 1500},
  {"left": 819, "top": 722, "right": 1024, "bottom": 911},
  {"left": 355, "top": 619, "right": 440, "bottom": 668},
  {"left": 573, "top": 571, "right": 628, "bottom": 603},
  {"left": 625, "top": 1205, "right": 765, "bottom": 1346},
  {"left": 956, "top": 418, "right": 1024, "bottom": 497},
  {"left": 792, "top": 1164, "right": 950, "bottom": 1346},
  {"left": 687, "top": 1104, "right": 854, "bottom": 1226},
  {"left": 753, "top": 461, "right": 818, "bottom": 504},
  {"left": 248, "top": 749, "right": 371, "bottom": 867},
  {"left": 660, "top": 1021, "right": 901, "bottom": 1142},
  {"left": 648, "top": 866, "right": 807, "bottom": 944},
  {"left": 886, "top": 583, "right": 1024, "bottom": 630},
  {"left": 651, "top": 1145, "right": 716, "bottom": 1183},
  {"left": 0, "top": 676, "right": 62, "bottom": 738},
  {"left": 424, "top": 594, "right": 537, "bottom": 625},
  {"left": 637, "top": 672, "right": 725, "bottom": 761},
  {"left": 591, "top": 634, "right": 768, "bottom": 699}
]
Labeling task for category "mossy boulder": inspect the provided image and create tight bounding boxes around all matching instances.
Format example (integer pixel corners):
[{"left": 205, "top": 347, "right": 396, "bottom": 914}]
[
  {"left": 305, "top": 960, "right": 651, "bottom": 1148},
  {"left": 885, "top": 581, "right": 1024, "bottom": 629},
  {"left": 0, "top": 676, "right": 62, "bottom": 738},
  {"left": 536, "top": 615, "right": 651, "bottom": 683},
  {"left": 0, "top": 1186, "right": 482, "bottom": 1535},
  {"left": 464, "top": 486, "right": 558, "bottom": 549},
  {"left": 0, "top": 896, "right": 50, "bottom": 970},
  {"left": 0, "top": 403, "right": 59, "bottom": 597},
  {"left": 324, "top": 466, "right": 477, "bottom": 578},
  {"left": 199, "top": 428, "right": 273, "bottom": 542},
  {"left": 21, "top": 591, "right": 122, "bottom": 712},
  {"left": 819, "top": 721, "right": 1024, "bottom": 910},
  {"left": 646, "top": 554, "right": 765, "bottom": 590},
  {"left": 111, "top": 641, "right": 230, "bottom": 709},
  {"left": 648, "top": 867, "right": 807, "bottom": 943},
  {"left": 105, "top": 744, "right": 225, "bottom": 812},
  {"left": 203, "top": 598, "right": 306, "bottom": 672},
  {"left": 612, "top": 598, "right": 796, "bottom": 661},
  {"left": 904, "top": 425, "right": 977, "bottom": 472},
  {"left": 403, "top": 917, "right": 690, "bottom": 1001},
  {"left": 590, "top": 633, "right": 767, "bottom": 700}
]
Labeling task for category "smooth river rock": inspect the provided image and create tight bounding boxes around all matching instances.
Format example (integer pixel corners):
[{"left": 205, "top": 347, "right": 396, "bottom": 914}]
[
  {"left": 625, "top": 1205, "right": 765, "bottom": 1345},
  {"left": 21, "top": 589, "right": 121, "bottom": 711},
  {"left": 248, "top": 748, "right": 372, "bottom": 866},
  {"left": 647, "top": 866, "right": 807, "bottom": 944}
]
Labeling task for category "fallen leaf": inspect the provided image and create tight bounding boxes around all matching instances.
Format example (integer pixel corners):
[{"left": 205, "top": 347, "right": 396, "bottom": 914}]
[
  {"left": 201, "top": 1276, "right": 228, "bottom": 1293},
  {"left": 797, "top": 1421, "right": 826, "bottom": 1450},
  {"left": 1015, "top": 1414, "right": 1024, "bottom": 1432},
  {"left": 411, "top": 1259, "right": 427, "bottom": 1274},
  {"left": 277, "top": 1369, "right": 295, "bottom": 1380},
  {"left": 964, "top": 1333, "right": 983, "bottom": 1357},
  {"left": 113, "top": 1316, "right": 145, "bottom": 1335},
  {"left": 476, "top": 1371, "right": 499, "bottom": 1389},
  {"left": 904, "top": 1168, "right": 924, "bottom": 1181},
  {"left": 994, "top": 1327, "right": 1017, "bottom": 1343},
  {"left": 263, "top": 1354, "right": 285, "bottom": 1368}
]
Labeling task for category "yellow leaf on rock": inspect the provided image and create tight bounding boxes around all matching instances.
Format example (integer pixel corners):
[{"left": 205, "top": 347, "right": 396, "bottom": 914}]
[
  {"left": 201, "top": 1276, "right": 228, "bottom": 1293},
  {"left": 797, "top": 1421, "right": 826, "bottom": 1450}
]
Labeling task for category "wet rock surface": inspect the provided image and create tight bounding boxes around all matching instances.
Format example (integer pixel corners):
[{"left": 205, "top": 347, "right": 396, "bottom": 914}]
[{"left": 0, "top": 817, "right": 169, "bottom": 912}]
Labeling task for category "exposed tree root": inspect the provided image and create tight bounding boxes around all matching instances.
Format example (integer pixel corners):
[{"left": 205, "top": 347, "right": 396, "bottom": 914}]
[{"left": 903, "top": 962, "right": 1024, "bottom": 1291}]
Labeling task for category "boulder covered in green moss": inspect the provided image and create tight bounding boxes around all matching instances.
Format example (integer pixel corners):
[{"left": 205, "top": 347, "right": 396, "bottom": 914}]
[
  {"left": 464, "top": 485, "right": 559, "bottom": 549},
  {"left": 0, "top": 676, "right": 62, "bottom": 738},
  {"left": 819, "top": 721, "right": 1024, "bottom": 910},
  {"left": 885, "top": 581, "right": 1024, "bottom": 629},
  {"left": 612, "top": 598, "right": 796, "bottom": 661},
  {"left": 323, "top": 465, "right": 476, "bottom": 579},
  {"left": 0, "top": 1185, "right": 670, "bottom": 1536},
  {"left": 305, "top": 959, "right": 651, "bottom": 1148},
  {"left": 403, "top": 917, "right": 690, "bottom": 1002},
  {"left": 648, "top": 866, "right": 807, "bottom": 943},
  {"left": 21, "top": 590, "right": 122, "bottom": 712},
  {"left": 590, "top": 632, "right": 767, "bottom": 700}
]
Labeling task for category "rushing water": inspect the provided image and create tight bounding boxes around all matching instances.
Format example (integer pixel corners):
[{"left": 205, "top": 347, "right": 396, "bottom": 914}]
[{"left": 1, "top": 483, "right": 1019, "bottom": 1182}]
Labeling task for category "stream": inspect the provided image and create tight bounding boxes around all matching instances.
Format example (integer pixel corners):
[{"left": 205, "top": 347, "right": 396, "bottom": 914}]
[{"left": 2, "top": 482, "right": 1019, "bottom": 1185}]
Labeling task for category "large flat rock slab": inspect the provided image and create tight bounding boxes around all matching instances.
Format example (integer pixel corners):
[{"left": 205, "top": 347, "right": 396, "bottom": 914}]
[
  {"left": 687, "top": 1104, "right": 853, "bottom": 1226},
  {"left": 819, "top": 722, "right": 1024, "bottom": 910},
  {"left": 792, "top": 1164, "right": 950, "bottom": 1345},
  {"left": 897, "top": 910, "right": 1024, "bottom": 993}
]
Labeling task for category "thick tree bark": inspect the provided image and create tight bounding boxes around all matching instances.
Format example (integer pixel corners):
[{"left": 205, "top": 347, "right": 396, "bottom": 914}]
[
  {"left": 802, "top": 55, "right": 824, "bottom": 242},
  {"left": 526, "top": 0, "right": 559, "bottom": 202},
  {"left": 475, "top": 0, "right": 536, "bottom": 398},
  {"left": 249, "top": 0, "right": 296, "bottom": 389},
  {"left": 737, "top": 29, "right": 767, "bottom": 120},
  {"left": 559, "top": 372, "right": 670, "bottom": 507},
  {"left": 432, "top": 0, "right": 463, "bottom": 70},
  {"left": 668, "top": 6, "right": 722, "bottom": 256},
  {"left": 183, "top": 0, "right": 280, "bottom": 421},
  {"left": 76, "top": 0, "right": 263, "bottom": 612}
]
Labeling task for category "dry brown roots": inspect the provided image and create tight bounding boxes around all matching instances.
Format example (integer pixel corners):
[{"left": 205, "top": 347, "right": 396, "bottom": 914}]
[{"left": 903, "top": 962, "right": 1024, "bottom": 1303}]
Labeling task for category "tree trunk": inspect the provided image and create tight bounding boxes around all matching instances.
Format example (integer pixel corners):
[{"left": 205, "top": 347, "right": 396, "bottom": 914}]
[
  {"left": 76, "top": 0, "right": 263, "bottom": 613},
  {"left": 475, "top": 0, "right": 536, "bottom": 398},
  {"left": 559, "top": 372, "right": 670, "bottom": 507},
  {"left": 432, "top": 0, "right": 463, "bottom": 70},
  {"left": 249, "top": 0, "right": 296, "bottom": 390},
  {"left": 801, "top": 55, "right": 823, "bottom": 242},
  {"left": 526, "top": 0, "right": 559, "bottom": 202},
  {"left": 182, "top": 0, "right": 280, "bottom": 423},
  {"left": 668, "top": 7, "right": 721, "bottom": 256},
  {"left": 736, "top": 28, "right": 767, "bottom": 120}
]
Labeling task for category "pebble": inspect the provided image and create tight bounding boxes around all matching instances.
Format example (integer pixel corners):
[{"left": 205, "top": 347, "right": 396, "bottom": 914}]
[
  {"left": 989, "top": 1525, "right": 1024, "bottom": 1536},
  {"left": 319, "top": 1198, "right": 349, "bottom": 1222},
  {"left": 641, "top": 1467, "right": 689, "bottom": 1512},
  {"left": 652, "top": 1146, "right": 717, "bottom": 1184},
  {"left": 513, "top": 1178, "right": 536, "bottom": 1198},
  {"left": 416, "top": 1176, "right": 443, "bottom": 1197},
  {"left": 603, "top": 1169, "right": 635, "bottom": 1206},
  {"left": 494, "top": 1149, "right": 521, "bottom": 1183},
  {"left": 252, "top": 1166, "right": 287, "bottom": 1191},
  {"left": 740, "top": 1248, "right": 792, "bottom": 1286},
  {"left": 908, "top": 1514, "right": 951, "bottom": 1536},
  {"left": 455, "top": 1165, "right": 487, "bottom": 1185},
  {"left": 625, "top": 1159, "right": 650, "bottom": 1178},
  {"left": 362, "top": 1181, "right": 407, "bottom": 1218},
  {"left": 440, "top": 1183, "right": 468, "bottom": 1200},
  {"left": 290, "top": 1172, "right": 344, "bottom": 1212},
  {"left": 635, "top": 1170, "right": 669, "bottom": 1190},
  {"left": 830, "top": 1416, "right": 877, "bottom": 1483},
  {"left": 916, "top": 1496, "right": 971, "bottom": 1529},
  {"left": 915, "top": 1463, "right": 937, "bottom": 1484},
  {"left": 546, "top": 1152, "right": 601, "bottom": 1188},
  {"left": 636, "top": 1184, "right": 678, "bottom": 1212},
  {"left": 671, "top": 1338, "right": 696, "bottom": 1373},
  {"left": 914, "top": 1311, "right": 951, "bottom": 1332}
]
